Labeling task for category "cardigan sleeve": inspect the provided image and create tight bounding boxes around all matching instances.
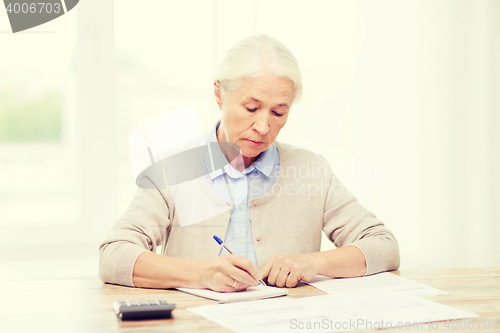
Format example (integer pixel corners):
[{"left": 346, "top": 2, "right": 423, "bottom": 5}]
[
  {"left": 321, "top": 158, "right": 400, "bottom": 275},
  {"left": 98, "top": 176, "right": 171, "bottom": 287}
]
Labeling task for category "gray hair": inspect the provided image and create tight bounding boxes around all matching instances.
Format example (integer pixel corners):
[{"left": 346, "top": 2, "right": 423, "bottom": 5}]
[{"left": 215, "top": 34, "right": 303, "bottom": 103}]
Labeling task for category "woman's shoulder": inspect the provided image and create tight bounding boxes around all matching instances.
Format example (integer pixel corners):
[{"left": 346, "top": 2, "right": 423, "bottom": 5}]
[{"left": 275, "top": 141, "right": 331, "bottom": 169}]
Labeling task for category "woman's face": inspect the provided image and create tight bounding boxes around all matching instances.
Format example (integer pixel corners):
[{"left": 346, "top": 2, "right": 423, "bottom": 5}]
[{"left": 215, "top": 75, "right": 295, "bottom": 165}]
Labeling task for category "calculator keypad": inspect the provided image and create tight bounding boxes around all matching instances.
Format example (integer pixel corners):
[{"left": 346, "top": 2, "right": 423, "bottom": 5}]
[{"left": 113, "top": 299, "right": 176, "bottom": 320}]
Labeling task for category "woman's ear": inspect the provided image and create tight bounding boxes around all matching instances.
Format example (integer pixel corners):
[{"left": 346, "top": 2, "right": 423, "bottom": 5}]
[{"left": 214, "top": 81, "right": 223, "bottom": 110}]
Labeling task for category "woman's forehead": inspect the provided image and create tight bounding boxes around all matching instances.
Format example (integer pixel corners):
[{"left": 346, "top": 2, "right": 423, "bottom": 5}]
[
  {"left": 240, "top": 96, "right": 291, "bottom": 109},
  {"left": 232, "top": 76, "right": 295, "bottom": 104}
]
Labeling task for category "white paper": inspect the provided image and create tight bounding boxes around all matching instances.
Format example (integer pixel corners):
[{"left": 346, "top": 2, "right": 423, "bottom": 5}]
[
  {"left": 306, "top": 272, "right": 447, "bottom": 297},
  {"left": 177, "top": 285, "right": 287, "bottom": 303},
  {"left": 188, "top": 290, "right": 477, "bottom": 333}
]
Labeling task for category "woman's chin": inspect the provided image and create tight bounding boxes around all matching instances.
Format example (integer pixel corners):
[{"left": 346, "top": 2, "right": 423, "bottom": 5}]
[{"left": 241, "top": 147, "right": 265, "bottom": 159}]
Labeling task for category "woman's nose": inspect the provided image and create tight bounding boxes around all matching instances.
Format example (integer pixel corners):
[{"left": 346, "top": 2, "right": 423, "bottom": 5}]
[{"left": 253, "top": 112, "right": 270, "bottom": 135}]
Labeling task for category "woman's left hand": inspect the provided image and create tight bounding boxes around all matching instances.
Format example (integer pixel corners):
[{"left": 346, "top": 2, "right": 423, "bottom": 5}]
[{"left": 258, "top": 254, "right": 320, "bottom": 288}]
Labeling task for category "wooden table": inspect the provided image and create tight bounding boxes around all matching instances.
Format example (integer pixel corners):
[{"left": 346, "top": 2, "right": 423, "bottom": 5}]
[{"left": 0, "top": 268, "right": 498, "bottom": 332}]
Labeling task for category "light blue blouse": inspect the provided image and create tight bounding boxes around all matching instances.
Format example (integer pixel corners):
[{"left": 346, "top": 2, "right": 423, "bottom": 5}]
[{"left": 203, "top": 121, "right": 280, "bottom": 265}]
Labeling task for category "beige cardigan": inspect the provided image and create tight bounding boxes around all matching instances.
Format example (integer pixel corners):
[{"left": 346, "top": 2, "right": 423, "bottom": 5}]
[{"left": 98, "top": 142, "right": 400, "bottom": 287}]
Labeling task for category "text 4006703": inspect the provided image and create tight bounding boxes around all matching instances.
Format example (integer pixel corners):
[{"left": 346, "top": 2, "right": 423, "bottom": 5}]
[{"left": 439, "top": 319, "right": 498, "bottom": 330}]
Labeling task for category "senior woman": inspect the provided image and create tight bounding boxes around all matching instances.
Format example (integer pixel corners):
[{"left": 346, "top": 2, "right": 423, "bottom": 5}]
[{"left": 99, "top": 34, "right": 400, "bottom": 292}]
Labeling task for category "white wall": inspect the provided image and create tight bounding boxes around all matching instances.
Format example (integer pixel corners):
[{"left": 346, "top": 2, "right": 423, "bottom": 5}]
[
  {"left": 212, "top": 0, "right": 500, "bottom": 269},
  {"left": 1, "top": 0, "right": 498, "bottom": 274}
]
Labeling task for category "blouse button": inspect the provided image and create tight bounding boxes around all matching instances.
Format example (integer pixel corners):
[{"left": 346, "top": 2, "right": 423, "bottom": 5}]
[{"left": 256, "top": 236, "right": 261, "bottom": 241}]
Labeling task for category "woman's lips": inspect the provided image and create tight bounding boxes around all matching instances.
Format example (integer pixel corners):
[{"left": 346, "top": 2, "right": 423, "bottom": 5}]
[{"left": 245, "top": 139, "right": 264, "bottom": 147}]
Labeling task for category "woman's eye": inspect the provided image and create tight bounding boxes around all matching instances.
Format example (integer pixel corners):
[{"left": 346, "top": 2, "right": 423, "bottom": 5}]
[
  {"left": 246, "top": 108, "right": 257, "bottom": 112},
  {"left": 273, "top": 111, "right": 283, "bottom": 117}
]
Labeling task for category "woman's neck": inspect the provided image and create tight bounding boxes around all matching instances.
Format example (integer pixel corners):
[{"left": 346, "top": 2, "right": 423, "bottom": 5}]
[{"left": 216, "top": 129, "right": 257, "bottom": 172}]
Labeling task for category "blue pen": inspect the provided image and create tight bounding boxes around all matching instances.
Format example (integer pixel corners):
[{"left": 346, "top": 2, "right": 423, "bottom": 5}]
[{"left": 213, "top": 235, "right": 268, "bottom": 288}]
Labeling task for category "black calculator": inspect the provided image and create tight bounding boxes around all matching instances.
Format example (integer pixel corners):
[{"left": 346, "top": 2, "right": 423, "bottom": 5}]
[{"left": 113, "top": 299, "right": 176, "bottom": 320}]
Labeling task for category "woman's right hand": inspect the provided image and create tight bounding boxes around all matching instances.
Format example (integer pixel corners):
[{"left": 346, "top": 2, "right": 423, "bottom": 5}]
[{"left": 198, "top": 254, "right": 260, "bottom": 292}]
